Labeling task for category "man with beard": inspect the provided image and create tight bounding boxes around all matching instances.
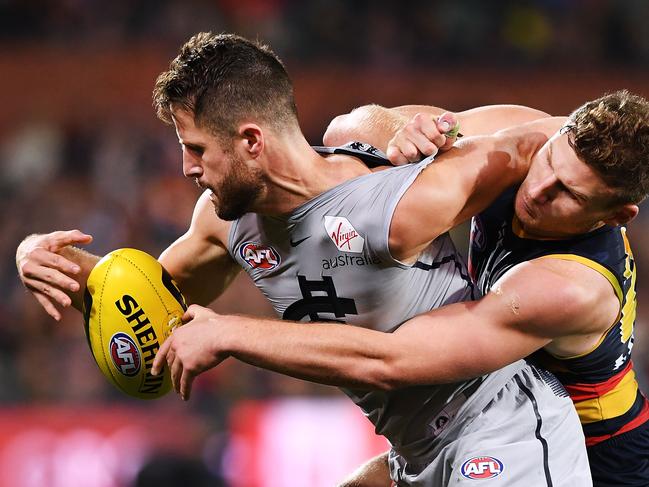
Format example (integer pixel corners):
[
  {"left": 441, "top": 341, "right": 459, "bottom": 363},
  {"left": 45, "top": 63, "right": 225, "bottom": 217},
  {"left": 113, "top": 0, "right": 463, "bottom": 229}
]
[{"left": 16, "top": 33, "right": 590, "bottom": 486}]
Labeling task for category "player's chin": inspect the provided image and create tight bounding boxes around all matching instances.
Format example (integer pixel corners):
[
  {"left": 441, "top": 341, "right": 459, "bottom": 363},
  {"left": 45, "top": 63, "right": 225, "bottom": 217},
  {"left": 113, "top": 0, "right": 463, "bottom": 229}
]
[{"left": 216, "top": 202, "right": 249, "bottom": 221}]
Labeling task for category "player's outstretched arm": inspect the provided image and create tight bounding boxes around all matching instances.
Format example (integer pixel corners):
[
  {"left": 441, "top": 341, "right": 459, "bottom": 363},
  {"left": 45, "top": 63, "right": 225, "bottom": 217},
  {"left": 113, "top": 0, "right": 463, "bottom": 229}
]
[
  {"left": 16, "top": 192, "right": 239, "bottom": 320},
  {"left": 323, "top": 104, "right": 551, "bottom": 154},
  {"left": 16, "top": 230, "right": 98, "bottom": 320},
  {"left": 152, "top": 256, "right": 618, "bottom": 398}
]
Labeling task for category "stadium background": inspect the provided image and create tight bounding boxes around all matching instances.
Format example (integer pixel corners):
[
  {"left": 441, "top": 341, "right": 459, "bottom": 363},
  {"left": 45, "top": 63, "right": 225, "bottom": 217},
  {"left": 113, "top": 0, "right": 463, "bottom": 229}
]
[{"left": 1, "top": 1, "right": 649, "bottom": 485}]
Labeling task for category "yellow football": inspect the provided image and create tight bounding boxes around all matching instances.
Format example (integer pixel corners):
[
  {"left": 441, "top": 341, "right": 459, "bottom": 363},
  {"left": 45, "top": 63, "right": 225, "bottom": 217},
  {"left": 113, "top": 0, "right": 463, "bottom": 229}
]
[{"left": 82, "top": 248, "right": 187, "bottom": 399}]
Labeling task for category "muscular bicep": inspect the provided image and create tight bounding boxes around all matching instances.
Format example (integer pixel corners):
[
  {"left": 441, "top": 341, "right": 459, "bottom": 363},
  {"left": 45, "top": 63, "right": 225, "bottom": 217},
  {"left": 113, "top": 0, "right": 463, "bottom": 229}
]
[
  {"left": 389, "top": 134, "right": 525, "bottom": 260},
  {"left": 389, "top": 118, "right": 568, "bottom": 261},
  {"left": 386, "top": 262, "right": 604, "bottom": 385},
  {"left": 159, "top": 192, "right": 240, "bottom": 306},
  {"left": 456, "top": 105, "right": 551, "bottom": 135},
  {"left": 387, "top": 288, "right": 550, "bottom": 384}
]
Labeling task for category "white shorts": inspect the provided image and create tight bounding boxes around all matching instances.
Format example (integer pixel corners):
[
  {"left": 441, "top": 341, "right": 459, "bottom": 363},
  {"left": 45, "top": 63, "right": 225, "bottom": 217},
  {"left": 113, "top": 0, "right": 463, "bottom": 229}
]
[{"left": 389, "top": 364, "right": 592, "bottom": 486}]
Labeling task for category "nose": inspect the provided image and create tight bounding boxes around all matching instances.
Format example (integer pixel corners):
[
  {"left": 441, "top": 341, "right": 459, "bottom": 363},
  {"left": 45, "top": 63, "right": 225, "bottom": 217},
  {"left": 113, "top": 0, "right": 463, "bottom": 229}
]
[
  {"left": 528, "top": 174, "right": 558, "bottom": 204},
  {"left": 182, "top": 152, "right": 203, "bottom": 179}
]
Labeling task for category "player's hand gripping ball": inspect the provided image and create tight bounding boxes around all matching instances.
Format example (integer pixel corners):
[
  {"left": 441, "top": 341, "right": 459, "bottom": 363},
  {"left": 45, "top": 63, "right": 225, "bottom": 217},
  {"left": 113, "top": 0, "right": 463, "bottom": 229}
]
[{"left": 82, "top": 248, "right": 187, "bottom": 399}]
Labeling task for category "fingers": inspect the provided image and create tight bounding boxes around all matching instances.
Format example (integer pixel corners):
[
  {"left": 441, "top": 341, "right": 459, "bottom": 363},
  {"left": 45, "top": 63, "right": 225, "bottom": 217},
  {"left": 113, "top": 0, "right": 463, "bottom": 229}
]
[
  {"left": 182, "top": 304, "right": 210, "bottom": 324},
  {"left": 386, "top": 142, "right": 411, "bottom": 166},
  {"left": 182, "top": 306, "right": 197, "bottom": 324},
  {"left": 162, "top": 338, "right": 192, "bottom": 401},
  {"left": 16, "top": 230, "right": 91, "bottom": 320},
  {"left": 151, "top": 332, "right": 173, "bottom": 376},
  {"left": 33, "top": 292, "right": 62, "bottom": 321},
  {"left": 180, "top": 369, "right": 193, "bottom": 401},
  {"left": 22, "top": 273, "right": 74, "bottom": 309},
  {"left": 387, "top": 112, "right": 461, "bottom": 165},
  {"left": 386, "top": 127, "right": 438, "bottom": 165},
  {"left": 170, "top": 351, "right": 183, "bottom": 396},
  {"left": 437, "top": 112, "right": 460, "bottom": 152},
  {"left": 152, "top": 335, "right": 186, "bottom": 399},
  {"left": 47, "top": 230, "right": 93, "bottom": 252},
  {"left": 152, "top": 330, "right": 191, "bottom": 401},
  {"left": 23, "top": 251, "right": 81, "bottom": 290},
  {"left": 152, "top": 309, "right": 220, "bottom": 402}
]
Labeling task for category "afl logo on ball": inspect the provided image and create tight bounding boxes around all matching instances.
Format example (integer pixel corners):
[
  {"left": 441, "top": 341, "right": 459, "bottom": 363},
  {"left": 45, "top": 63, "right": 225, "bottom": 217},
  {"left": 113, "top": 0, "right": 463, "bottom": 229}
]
[
  {"left": 240, "top": 242, "right": 280, "bottom": 270},
  {"left": 460, "top": 456, "right": 503, "bottom": 480},
  {"left": 109, "top": 332, "right": 141, "bottom": 377}
]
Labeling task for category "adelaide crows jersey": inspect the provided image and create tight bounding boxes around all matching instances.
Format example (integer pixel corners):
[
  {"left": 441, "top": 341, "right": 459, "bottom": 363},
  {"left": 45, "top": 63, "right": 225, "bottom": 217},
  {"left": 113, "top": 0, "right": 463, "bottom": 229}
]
[{"left": 469, "top": 187, "right": 649, "bottom": 447}]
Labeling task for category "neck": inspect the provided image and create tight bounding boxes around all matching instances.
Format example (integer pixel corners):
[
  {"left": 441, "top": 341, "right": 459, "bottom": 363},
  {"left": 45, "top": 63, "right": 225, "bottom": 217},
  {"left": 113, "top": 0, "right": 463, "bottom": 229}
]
[{"left": 252, "top": 131, "right": 370, "bottom": 215}]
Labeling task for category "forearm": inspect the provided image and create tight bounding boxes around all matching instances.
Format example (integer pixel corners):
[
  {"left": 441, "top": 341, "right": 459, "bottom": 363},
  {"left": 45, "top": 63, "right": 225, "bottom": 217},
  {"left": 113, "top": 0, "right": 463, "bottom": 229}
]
[
  {"left": 223, "top": 316, "right": 404, "bottom": 390},
  {"left": 222, "top": 295, "right": 552, "bottom": 391},
  {"left": 324, "top": 103, "right": 551, "bottom": 152},
  {"left": 338, "top": 451, "right": 391, "bottom": 487},
  {"left": 323, "top": 105, "right": 409, "bottom": 151}
]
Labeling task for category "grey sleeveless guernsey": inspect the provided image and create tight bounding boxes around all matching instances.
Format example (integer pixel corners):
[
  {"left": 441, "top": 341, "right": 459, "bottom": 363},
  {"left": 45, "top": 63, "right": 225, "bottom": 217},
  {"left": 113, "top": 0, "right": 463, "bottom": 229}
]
[{"left": 226, "top": 145, "right": 526, "bottom": 461}]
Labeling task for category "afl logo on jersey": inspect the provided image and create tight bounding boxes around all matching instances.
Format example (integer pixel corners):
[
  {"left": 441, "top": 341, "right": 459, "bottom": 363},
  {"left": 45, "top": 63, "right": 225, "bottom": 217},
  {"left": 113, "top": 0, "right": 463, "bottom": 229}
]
[
  {"left": 460, "top": 456, "right": 504, "bottom": 480},
  {"left": 240, "top": 242, "right": 281, "bottom": 270},
  {"left": 109, "top": 332, "right": 141, "bottom": 377},
  {"left": 470, "top": 217, "right": 486, "bottom": 252}
]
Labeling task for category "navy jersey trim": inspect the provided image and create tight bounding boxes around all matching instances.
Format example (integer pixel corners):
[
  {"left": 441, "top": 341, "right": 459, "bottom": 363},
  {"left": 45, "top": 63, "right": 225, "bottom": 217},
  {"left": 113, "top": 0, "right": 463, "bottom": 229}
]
[
  {"left": 414, "top": 254, "right": 477, "bottom": 299},
  {"left": 313, "top": 142, "right": 391, "bottom": 168}
]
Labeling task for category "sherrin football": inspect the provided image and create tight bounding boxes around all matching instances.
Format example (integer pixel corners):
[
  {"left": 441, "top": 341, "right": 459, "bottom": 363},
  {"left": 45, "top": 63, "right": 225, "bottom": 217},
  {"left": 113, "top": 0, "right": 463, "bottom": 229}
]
[{"left": 82, "top": 248, "right": 187, "bottom": 399}]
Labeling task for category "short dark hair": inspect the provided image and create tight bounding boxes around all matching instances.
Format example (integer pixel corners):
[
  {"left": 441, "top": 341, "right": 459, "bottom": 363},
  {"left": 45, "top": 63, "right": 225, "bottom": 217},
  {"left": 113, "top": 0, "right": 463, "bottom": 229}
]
[
  {"left": 153, "top": 32, "right": 298, "bottom": 136},
  {"left": 564, "top": 90, "right": 649, "bottom": 204}
]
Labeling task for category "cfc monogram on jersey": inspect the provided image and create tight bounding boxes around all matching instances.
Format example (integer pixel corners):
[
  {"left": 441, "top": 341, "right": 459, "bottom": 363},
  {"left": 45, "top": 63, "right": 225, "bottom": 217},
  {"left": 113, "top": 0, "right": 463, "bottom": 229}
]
[{"left": 224, "top": 144, "right": 492, "bottom": 456}]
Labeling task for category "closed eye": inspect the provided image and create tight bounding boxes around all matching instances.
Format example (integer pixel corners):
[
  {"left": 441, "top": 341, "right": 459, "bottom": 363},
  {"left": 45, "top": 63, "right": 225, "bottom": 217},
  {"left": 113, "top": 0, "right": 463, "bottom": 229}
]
[
  {"left": 558, "top": 182, "right": 585, "bottom": 203},
  {"left": 184, "top": 144, "right": 204, "bottom": 156}
]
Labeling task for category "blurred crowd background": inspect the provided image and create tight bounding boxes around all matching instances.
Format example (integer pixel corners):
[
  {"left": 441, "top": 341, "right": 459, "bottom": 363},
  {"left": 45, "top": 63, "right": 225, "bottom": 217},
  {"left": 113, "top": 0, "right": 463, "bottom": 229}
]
[{"left": 2, "top": 1, "right": 649, "bottom": 486}]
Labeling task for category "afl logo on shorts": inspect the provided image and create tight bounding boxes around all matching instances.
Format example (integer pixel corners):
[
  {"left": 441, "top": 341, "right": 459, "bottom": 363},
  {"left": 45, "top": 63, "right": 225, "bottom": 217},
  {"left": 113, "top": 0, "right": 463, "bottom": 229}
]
[
  {"left": 460, "top": 456, "right": 504, "bottom": 480},
  {"left": 470, "top": 217, "right": 486, "bottom": 252},
  {"left": 240, "top": 242, "right": 281, "bottom": 270},
  {"left": 109, "top": 332, "right": 141, "bottom": 377}
]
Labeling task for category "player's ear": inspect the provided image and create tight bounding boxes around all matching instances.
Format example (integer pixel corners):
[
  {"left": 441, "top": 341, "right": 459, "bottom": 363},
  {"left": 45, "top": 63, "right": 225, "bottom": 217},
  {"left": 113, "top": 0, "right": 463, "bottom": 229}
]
[
  {"left": 603, "top": 203, "right": 639, "bottom": 226},
  {"left": 238, "top": 123, "right": 264, "bottom": 158}
]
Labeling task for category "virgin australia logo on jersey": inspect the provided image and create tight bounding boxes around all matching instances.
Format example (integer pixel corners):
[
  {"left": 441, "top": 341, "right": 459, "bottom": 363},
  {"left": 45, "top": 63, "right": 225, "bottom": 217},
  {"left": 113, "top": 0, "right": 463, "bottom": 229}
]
[{"left": 324, "top": 216, "right": 364, "bottom": 253}]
